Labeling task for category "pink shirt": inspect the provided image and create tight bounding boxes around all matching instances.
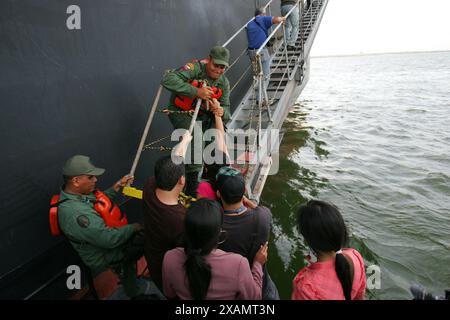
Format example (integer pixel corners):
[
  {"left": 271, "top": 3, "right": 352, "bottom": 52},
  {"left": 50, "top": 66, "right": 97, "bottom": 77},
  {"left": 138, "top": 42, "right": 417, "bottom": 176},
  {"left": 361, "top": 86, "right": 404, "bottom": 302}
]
[
  {"left": 291, "top": 248, "right": 366, "bottom": 300},
  {"left": 196, "top": 181, "right": 217, "bottom": 200},
  {"left": 163, "top": 248, "right": 263, "bottom": 300}
]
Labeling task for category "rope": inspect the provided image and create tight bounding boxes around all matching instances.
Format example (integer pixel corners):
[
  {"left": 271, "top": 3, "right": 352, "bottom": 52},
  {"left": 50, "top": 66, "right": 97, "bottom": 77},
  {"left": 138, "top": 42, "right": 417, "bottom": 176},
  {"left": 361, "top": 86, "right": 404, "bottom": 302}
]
[
  {"left": 225, "top": 47, "right": 248, "bottom": 74},
  {"left": 142, "top": 145, "right": 173, "bottom": 152},
  {"left": 269, "top": 64, "right": 289, "bottom": 105},
  {"left": 142, "top": 134, "right": 172, "bottom": 152},
  {"left": 158, "top": 108, "right": 194, "bottom": 115},
  {"left": 230, "top": 65, "right": 252, "bottom": 93}
]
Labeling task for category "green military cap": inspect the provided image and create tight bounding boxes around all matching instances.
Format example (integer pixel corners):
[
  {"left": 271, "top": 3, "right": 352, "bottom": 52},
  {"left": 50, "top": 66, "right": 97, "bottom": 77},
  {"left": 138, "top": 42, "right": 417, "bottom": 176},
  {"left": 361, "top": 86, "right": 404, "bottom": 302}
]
[
  {"left": 62, "top": 155, "right": 105, "bottom": 176},
  {"left": 210, "top": 46, "right": 230, "bottom": 67}
]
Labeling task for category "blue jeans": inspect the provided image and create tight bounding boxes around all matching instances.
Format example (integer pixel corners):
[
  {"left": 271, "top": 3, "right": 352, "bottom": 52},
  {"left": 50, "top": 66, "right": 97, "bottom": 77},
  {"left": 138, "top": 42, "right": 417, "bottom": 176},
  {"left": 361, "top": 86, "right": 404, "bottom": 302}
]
[
  {"left": 248, "top": 47, "right": 270, "bottom": 100},
  {"left": 281, "top": 4, "right": 299, "bottom": 47}
]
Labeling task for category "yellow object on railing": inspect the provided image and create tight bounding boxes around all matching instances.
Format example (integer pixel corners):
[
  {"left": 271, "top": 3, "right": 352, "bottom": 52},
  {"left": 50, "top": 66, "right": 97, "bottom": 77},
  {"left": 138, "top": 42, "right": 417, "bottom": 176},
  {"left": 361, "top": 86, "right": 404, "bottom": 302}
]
[
  {"left": 178, "top": 192, "right": 197, "bottom": 209},
  {"left": 122, "top": 186, "right": 143, "bottom": 199}
]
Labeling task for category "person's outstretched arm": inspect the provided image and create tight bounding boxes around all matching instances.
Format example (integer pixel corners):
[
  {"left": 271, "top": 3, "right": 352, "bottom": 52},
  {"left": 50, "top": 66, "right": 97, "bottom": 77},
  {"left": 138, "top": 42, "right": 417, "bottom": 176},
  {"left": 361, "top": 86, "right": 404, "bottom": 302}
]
[{"left": 172, "top": 130, "right": 193, "bottom": 159}]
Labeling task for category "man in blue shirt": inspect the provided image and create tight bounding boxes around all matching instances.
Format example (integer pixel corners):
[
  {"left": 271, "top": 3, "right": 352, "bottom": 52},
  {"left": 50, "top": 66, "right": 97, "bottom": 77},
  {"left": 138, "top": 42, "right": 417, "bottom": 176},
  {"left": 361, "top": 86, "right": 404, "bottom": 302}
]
[{"left": 246, "top": 8, "right": 285, "bottom": 102}]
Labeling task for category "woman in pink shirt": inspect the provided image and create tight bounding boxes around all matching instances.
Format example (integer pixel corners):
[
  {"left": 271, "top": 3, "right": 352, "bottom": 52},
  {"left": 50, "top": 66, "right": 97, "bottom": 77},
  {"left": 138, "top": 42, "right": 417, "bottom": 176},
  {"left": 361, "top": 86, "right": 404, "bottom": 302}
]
[
  {"left": 292, "top": 200, "right": 366, "bottom": 300},
  {"left": 162, "top": 198, "right": 268, "bottom": 300}
]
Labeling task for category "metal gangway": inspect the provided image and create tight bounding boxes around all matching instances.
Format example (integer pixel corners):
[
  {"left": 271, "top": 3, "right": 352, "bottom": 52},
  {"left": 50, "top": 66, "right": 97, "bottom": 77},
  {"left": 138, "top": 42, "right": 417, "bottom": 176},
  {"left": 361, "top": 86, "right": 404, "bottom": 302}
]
[
  {"left": 223, "top": 0, "right": 329, "bottom": 202},
  {"left": 125, "top": 0, "right": 328, "bottom": 202}
]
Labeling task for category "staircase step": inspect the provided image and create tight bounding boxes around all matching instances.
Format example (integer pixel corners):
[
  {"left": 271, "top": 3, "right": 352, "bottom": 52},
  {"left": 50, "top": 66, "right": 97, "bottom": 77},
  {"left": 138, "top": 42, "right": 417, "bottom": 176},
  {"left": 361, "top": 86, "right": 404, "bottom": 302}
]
[
  {"left": 236, "top": 102, "right": 277, "bottom": 111},
  {"left": 269, "top": 77, "right": 289, "bottom": 82},
  {"left": 266, "top": 86, "right": 286, "bottom": 92},
  {"left": 243, "top": 99, "right": 280, "bottom": 107}
]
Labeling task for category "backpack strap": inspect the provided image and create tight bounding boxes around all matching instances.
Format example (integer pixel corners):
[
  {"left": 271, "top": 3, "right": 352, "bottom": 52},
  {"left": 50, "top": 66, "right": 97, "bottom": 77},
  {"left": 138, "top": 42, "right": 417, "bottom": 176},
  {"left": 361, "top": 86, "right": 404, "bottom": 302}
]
[
  {"left": 247, "top": 209, "right": 260, "bottom": 264},
  {"left": 51, "top": 197, "right": 88, "bottom": 245}
]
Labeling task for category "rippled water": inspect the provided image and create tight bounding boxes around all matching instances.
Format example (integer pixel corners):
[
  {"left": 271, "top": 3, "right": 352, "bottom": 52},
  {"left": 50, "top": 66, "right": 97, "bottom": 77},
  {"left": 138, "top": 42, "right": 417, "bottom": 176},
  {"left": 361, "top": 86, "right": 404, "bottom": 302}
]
[{"left": 263, "top": 51, "right": 450, "bottom": 299}]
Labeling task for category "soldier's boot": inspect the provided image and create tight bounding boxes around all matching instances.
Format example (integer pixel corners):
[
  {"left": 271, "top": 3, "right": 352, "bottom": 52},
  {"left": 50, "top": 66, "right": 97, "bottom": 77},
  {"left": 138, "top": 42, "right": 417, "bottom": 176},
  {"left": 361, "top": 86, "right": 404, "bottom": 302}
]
[{"left": 184, "top": 171, "right": 200, "bottom": 198}]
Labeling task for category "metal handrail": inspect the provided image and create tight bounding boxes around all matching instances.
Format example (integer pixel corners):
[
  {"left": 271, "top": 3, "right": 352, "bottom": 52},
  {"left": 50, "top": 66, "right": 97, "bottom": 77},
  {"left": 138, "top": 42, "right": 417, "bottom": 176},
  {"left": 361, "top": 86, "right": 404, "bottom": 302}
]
[
  {"left": 252, "top": 1, "right": 300, "bottom": 106},
  {"left": 256, "top": 1, "right": 300, "bottom": 55},
  {"left": 222, "top": 0, "right": 274, "bottom": 48},
  {"left": 300, "top": 0, "right": 318, "bottom": 54}
]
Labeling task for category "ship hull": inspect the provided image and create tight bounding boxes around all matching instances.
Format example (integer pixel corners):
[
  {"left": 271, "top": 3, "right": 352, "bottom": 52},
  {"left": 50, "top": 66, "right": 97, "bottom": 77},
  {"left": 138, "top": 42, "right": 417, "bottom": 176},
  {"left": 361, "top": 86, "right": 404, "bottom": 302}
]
[{"left": 0, "top": 0, "right": 257, "bottom": 299}]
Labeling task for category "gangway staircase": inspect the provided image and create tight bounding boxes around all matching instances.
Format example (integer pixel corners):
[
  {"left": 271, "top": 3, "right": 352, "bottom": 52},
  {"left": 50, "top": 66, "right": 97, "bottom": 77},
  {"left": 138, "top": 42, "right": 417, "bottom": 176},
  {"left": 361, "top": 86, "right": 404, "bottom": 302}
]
[
  {"left": 125, "top": 0, "right": 328, "bottom": 203},
  {"left": 224, "top": 0, "right": 328, "bottom": 202}
]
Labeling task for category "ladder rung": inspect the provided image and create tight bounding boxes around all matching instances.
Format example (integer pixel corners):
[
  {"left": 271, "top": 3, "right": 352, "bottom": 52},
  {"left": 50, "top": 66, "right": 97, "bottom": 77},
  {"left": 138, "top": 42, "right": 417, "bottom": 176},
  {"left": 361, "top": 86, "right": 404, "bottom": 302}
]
[
  {"left": 269, "top": 77, "right": 288, "bottom": 82},
  {"left": 266, "top": 87, "right": 285, "bottom": 92},
  {"left": 240, "top": 103, "right": 279, "bottom": 111}
]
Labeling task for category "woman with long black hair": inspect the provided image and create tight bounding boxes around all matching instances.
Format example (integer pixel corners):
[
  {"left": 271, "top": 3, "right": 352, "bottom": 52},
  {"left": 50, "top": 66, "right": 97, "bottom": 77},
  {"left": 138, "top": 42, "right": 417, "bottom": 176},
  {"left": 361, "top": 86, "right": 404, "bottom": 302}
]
[
  {"left": 162, "top": 198, "right": 267, "bottom": 299},
  {"left": 292, "top": 200, "right": 366, "bottom": 300}
]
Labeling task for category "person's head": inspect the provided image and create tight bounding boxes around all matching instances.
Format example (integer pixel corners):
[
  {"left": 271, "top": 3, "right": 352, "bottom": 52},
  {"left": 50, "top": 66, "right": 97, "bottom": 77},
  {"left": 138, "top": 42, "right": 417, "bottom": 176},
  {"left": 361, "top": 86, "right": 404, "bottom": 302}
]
[
  {"left": 184, "top": 198, "right": 224, "bottom": 299},
  {"left": 297, "top": 200, "right": 353, "bottom": 300},
  {"left": 202, "top": 150, "right": 230, "bottom": 189},
  {"left": 215, "top": 167, "right": 245, "bottom": 205},
  {"left": 255, "top": 7, "right": 266, "bottom": 17},
  {"left": 62, "top": 155, "right": 105, "bottom": 194},
  {"left": 154, "top": 155, "right": 185, "bottom": 191},
  {"left": 297, "top": 200, "right": 348, "bottom": 253},
  {"left": 206, "top": 46, "right": 229, "bottom": 80}
]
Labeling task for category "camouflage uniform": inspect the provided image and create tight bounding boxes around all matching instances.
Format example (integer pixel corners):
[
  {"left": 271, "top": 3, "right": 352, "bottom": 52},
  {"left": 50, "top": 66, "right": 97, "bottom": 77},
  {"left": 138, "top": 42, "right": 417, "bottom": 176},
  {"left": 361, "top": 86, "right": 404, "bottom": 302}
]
[
  {"left": 161, "top": 46, "right": 231, "bottom": 196},
  {"left": 58, "top": 155, "right": 147, "bottom": 298}
]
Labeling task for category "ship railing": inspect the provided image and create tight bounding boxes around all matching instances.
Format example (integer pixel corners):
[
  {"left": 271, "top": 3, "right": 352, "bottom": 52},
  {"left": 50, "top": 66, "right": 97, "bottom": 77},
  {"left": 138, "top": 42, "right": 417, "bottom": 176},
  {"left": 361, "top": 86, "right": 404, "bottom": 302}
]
[
  {"left": 253, "top": 1, "right": 300, "bottom": 115},
  {"left": 221, "top": 0, "right": 303, "bottom": 115},
  {"left": 125, "top": 1, "right": 276, "bottom": 193},
  {"left": 299, "top": 0, "right": 318, "bottom": 62},
  {"left": 222, "top": 0, "right": 274, "bottom": 48},
  {"left": 222, "top": 0, "right": 275, "bottom": 94},
  {"left": 220, "top": 0, "right": 303, "bottom": 201}
]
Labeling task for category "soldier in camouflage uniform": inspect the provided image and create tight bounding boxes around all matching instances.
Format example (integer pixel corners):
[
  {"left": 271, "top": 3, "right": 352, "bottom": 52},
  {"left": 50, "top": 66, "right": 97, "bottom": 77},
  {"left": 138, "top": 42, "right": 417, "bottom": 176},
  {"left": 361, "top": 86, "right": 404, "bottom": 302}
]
[
  {"left": 58, "top": 155, "right": 149, "bottom": 298},
  {"left": 161, "top": 46, "right": 231, "bottom": 197}
]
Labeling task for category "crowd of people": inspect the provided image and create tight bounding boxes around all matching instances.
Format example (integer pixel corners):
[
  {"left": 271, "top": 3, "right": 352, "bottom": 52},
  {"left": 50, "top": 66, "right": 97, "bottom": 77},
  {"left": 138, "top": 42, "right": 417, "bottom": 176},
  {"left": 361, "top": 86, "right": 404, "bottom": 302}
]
[
  {"left": 53, "top": 0, "right": 367, "bottom": 300},
  {"left": 56, "top": 152, "right": 366, "bottom": 300}
]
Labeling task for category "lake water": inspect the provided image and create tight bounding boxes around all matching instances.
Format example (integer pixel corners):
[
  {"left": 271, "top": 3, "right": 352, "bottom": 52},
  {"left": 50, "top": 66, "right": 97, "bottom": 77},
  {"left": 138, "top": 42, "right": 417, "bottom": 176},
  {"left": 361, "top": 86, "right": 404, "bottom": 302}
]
[{"left": 263, "top": 51, "right": 450, "bottom": 299}]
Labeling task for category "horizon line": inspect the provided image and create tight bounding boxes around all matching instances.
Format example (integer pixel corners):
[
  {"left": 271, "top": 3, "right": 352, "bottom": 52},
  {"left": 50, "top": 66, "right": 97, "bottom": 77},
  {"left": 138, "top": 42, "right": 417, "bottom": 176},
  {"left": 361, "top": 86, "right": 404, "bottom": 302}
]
[{"left": 311, "top": 49, "right": 450, "bottom": 58}]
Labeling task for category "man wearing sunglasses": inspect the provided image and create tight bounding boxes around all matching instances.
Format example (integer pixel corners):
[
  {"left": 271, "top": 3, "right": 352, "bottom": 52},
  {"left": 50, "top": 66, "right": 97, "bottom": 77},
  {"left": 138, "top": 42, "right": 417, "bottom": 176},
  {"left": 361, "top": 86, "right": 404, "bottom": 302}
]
[
  {"left": 57, "top": 155, "right": 156, "bottom": 299},
  {"left": 161, "top": 46, "right": 231, "bottom": 197}
]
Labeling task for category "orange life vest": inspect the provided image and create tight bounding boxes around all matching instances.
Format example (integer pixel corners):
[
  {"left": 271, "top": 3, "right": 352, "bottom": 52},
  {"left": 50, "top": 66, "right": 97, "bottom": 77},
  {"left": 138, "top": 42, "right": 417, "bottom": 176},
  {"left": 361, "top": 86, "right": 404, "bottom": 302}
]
[
  {"left": 93, "top": 190, "right": 128, "bottom": 228},
  {"left": 174, "top": 59, "right": 223, "bottom": 112},
  {"left": 49, "top": 191, "right": 128, "bottom": 236},
  {"left": 49, "top": 195, "right": 63, "bottom": 236}
]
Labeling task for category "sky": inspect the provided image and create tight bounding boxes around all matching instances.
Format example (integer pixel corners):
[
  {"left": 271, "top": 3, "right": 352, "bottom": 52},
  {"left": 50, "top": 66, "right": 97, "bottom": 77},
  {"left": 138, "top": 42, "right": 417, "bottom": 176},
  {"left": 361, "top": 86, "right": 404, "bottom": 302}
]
[{"left": 310, "top": 0, "right": 450, "bottom": 56}]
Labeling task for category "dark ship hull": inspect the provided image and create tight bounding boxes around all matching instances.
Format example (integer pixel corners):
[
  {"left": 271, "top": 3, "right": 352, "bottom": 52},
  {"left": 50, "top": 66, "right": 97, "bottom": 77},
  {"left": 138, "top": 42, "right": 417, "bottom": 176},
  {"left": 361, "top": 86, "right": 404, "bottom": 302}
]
[{"left": 0, "top": 0, "right": 258, "bottom": 299}]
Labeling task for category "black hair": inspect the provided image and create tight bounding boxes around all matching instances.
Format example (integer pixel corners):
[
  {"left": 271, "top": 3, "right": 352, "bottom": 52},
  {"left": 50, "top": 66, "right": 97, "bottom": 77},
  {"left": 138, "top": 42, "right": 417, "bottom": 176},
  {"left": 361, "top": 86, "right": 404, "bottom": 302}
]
[
  {"left": 201, "top": 150, "right": 230, "bottom": 191},
  {"left": 154, "top": 155, "right": 185, "bottom": 191},
  {"left": 184, "top": 198, "right": 223, "bottom": 300},
  {"left": 297, "top": 200, "right": 353, "bottom": 300},
  {"left": 255, "top": 7, "right": 265, "bottom": 16},
  {"left": 62, "top": 175, "right": 74, "bottom": 189},
  {"left": 218, "top": 176, "right": 245, "bottom": 205}
]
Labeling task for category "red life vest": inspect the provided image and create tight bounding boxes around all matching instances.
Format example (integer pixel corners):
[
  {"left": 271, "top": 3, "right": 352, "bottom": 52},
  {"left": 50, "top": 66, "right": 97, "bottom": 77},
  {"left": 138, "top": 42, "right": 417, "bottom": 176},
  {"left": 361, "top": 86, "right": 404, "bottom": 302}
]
[
  {"left": 174, "top": 60, "right": 223, "bottom": 111},
  {"left": 93, "top": 190, "right": 128, "bottom": 228},
  {"left": 49, "top": 191, "right": 128, "bottom": 236},
  {"left": 49, "top": 195, "right": 63, "bottom": 236},
  {"left": 175, "top": 80, "right": 223, "bottom": 111}
]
